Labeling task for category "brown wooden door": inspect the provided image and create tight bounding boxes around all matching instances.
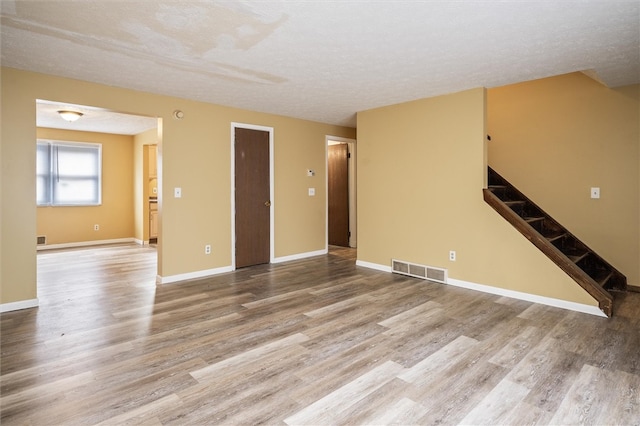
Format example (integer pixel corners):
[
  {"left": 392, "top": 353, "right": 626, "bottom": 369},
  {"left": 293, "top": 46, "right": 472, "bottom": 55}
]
[
  {"left": 235, "top": 128, "right": 270, "bottom": 268},
  {"left": 328, "top": 143, "right": 349, "bottom": 247}
]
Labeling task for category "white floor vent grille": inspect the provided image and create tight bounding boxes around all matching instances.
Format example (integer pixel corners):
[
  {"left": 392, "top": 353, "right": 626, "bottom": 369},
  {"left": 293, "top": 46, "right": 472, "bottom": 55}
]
[{"left": 392, "top": 259, "right": 448, "bottom": 284}]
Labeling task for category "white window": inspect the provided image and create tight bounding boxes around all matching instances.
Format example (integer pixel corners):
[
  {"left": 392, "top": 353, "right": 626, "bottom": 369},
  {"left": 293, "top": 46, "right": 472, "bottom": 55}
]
[{"left": 37, "top": 140, "right": 102, "bottom": 206}]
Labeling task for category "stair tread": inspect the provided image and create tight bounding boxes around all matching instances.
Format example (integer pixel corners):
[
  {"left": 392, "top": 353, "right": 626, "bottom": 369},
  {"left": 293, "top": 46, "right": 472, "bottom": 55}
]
[
  {"left": 567, "top": 252, "right": 589, "bottom": 263},
  {"left": 597, "top": 271, "right": 614, "bottom": 287},
  {"left": 546, "top": 232, "right": 566, "bottom": 243},
  {"left": 524, "top": 216, "right": 545, "bottom": 223},
  {"left": 486, "top": 167, "right": 627, "bottom": 317}
]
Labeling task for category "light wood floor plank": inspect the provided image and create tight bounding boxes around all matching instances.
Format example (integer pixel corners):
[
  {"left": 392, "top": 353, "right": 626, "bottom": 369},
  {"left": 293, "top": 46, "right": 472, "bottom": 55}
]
[
  {"left": 398, "top": 335, "right": 479, "bottom": 384},
  {"left": 2, "top": 244, "right": 639, "bottom": 424},
  {"left": 284, "top": 360, "right": 405, "bottom": 425},
  {"left": 550, "top": 364, "right": 640, "bottom": 425},
  {"left": 96, "top": 393, "right": 181, "bottom": 426},
  {"left": 458, "top": 378, "right": 531, "bottom": 425},
  {"left": 190, "top": 332, "right": 310, "bottom": 381},
  {"left": 488, "top": 324, "right": 548, "bottom": 369},
  {"left": 378, "top": 300, "right": 443, "bottom": 328},
  {"left": 357, "top": 395, "right": 429, "bottom": 426}
]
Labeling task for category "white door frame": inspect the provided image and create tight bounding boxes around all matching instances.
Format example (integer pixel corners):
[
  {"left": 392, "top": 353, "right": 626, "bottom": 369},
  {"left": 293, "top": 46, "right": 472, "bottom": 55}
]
[
  {"left": 230, "top": 122, "right": 275, "bottom": 269},
  {"left": 326, "top": 135, "right": 357, "bottom": 248}
]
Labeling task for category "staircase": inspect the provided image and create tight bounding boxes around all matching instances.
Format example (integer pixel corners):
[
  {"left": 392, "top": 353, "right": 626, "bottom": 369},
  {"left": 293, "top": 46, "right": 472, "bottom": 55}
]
[{"left": 483, "top": 167, "right": 626, "bottom": 317}]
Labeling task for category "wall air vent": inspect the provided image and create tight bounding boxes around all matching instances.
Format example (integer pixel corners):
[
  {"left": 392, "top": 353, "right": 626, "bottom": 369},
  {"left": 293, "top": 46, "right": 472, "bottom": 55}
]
[
  {"left": 37, "top": 235, "right": 46, "bottom": 245},
  {"left": 391, "top": 259, "right": 448, "bottom": 284}
]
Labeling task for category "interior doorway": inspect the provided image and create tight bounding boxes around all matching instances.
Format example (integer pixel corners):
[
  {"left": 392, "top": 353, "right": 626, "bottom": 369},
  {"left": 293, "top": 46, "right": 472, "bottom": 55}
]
[
  {"left": 328, "top": 143, "right": 349, "bottom": 246},
  {"left": 232, "top": 124, "right": 274, "bottom": 269},
  {"left": 34, "top": 99, "right": 160, "bottom": 287},
  {"left": 327, "top": 136, "right": 357, "bottom": 248}
]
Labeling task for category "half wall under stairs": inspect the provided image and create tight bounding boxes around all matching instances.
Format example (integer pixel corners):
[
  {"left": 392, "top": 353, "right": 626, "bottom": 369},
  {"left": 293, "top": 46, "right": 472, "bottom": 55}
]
[{"left": 484, "top": 167, "right": 626, "bottom": 317}]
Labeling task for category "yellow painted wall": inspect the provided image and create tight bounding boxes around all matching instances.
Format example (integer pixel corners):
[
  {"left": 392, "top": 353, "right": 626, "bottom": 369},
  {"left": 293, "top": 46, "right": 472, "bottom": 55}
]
[
  {"left": 0, "top": 67, "right": 354, "bottom": 305},
  {"left": 488, "top": 73, "right": 640, "bottom": 286},
  {"left": 357, "top": 88, "right": 596, "bottom": 306},
  {"left": 1, "top": 66, "right": 38, "bottom": 304},
  {"left": 36, "top": 128, "right": 134, "bottom": 245}
]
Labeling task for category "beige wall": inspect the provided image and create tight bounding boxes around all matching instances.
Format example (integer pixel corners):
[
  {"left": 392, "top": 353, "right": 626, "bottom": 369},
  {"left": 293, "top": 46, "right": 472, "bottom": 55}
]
[
  {"left": 36, "top": 128, "right": 135, "bottom": 245},
  {"left": 0, "top": 67, "right": 354, "bottom": 305},
  {"left": 32, "top": 127, "right": 158, "bottom": 264},
  {"left": 357, "top": 87, "right": 596, "bottom": 306},
  {"left": 487, "top": 72, "right": 640, "bottom": 286}
]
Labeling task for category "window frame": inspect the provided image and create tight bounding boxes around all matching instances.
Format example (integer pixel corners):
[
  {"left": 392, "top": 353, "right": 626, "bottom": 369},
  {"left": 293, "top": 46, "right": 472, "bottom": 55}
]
[{"left": 36, "top": 139, "right": 103, "bottom": 207}]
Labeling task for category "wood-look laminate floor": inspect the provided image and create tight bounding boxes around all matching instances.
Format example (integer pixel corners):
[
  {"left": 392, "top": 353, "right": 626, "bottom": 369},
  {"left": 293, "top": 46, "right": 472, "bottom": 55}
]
[{"left": 1, "top": 244, "right": 639, "bottom": 425}]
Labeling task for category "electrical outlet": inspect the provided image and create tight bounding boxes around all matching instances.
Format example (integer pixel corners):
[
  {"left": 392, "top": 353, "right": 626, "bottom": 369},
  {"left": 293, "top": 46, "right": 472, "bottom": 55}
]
[
  {"left": 204, "top": 244, "right": 211, "bottom": 255},
  {"left": 94, "top": 224, "right": 99, "bottom": 231},
  {"left": 449, "top": 250, "right": 456, "bottom": 261}
]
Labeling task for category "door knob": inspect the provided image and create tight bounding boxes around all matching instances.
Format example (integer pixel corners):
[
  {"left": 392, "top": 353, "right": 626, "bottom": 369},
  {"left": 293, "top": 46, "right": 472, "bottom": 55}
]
[{"left": 264, "top": 201, "right": 271, "bottom": 207}]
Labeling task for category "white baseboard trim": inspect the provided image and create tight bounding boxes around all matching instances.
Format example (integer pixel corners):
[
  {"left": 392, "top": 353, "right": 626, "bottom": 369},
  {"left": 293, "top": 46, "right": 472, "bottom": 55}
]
[
  {"left": 159, "top": 266, "right": 234, "bottom": 284},
  {"left": 37, "top": 238, "right": 136, "bottom": 251},
  {"left": 272, "top": 249, "right": 328, "bottom": 264},
  {"left": 356, "top": 259, "right": 392, "bottom": 273},
  {"left": 161, "top": 249, "right": 329, "bottom": 284},
  {"left": 447, "top": 278, "right": 606, "bottom": 318},
  {"left": 1, "top": 298, "right": 39, "bottom": 313},
  {"left": 355, "top": 260, "right": 605, "bottom": 317}
]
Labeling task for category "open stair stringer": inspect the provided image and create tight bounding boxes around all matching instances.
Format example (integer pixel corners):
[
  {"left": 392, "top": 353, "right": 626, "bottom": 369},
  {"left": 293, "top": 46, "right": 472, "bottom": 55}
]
[{"left": 484, "top": 167, "right": 626, "bottom": 317}]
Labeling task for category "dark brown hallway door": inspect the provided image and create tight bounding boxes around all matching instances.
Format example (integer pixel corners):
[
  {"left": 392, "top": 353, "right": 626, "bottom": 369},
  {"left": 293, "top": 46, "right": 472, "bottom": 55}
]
[
  {"left": 235, "top": 128, "right": 270, "bottom": 268},
  {"left": 328, "top": 143, "right": 349, "bottom": 247}
]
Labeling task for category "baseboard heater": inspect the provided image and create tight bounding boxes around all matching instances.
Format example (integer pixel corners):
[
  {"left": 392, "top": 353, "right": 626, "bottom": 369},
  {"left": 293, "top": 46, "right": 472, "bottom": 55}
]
[{"left": 391, "top": 259, "right": 448, "bottom": 284}]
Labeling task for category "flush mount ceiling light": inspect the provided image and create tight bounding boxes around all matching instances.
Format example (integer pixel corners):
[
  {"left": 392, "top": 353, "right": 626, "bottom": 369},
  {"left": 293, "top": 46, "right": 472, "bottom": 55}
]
[{"left": 57, "top": 110, "right": 83, "bottom": 122}]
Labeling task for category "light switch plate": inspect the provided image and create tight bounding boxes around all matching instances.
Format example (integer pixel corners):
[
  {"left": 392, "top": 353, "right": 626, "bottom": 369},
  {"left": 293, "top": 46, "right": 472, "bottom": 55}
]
[
  {"left": 174, "top": 187, "right": 182, "bottom": 198},
  {"left": 308, "top": 188, "right": 315, "bottom": 196},
  {"left": 591, "top": 187, "right": 600, "bottom": 199}
]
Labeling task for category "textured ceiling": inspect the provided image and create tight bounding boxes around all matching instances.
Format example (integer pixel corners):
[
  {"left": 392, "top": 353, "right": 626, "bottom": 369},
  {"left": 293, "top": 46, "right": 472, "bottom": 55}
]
[
  {"left": 2, "top": 0, "right": 639, "bottom": 130},
  {"left": 36, "top": 100, "right": 158, "bottom": 135}
]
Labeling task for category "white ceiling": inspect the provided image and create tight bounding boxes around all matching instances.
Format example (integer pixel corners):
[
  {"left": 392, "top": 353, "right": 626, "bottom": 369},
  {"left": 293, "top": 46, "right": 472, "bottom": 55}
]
[{"left": 2, "top": 1, "right": 639, "bottom": 131}]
